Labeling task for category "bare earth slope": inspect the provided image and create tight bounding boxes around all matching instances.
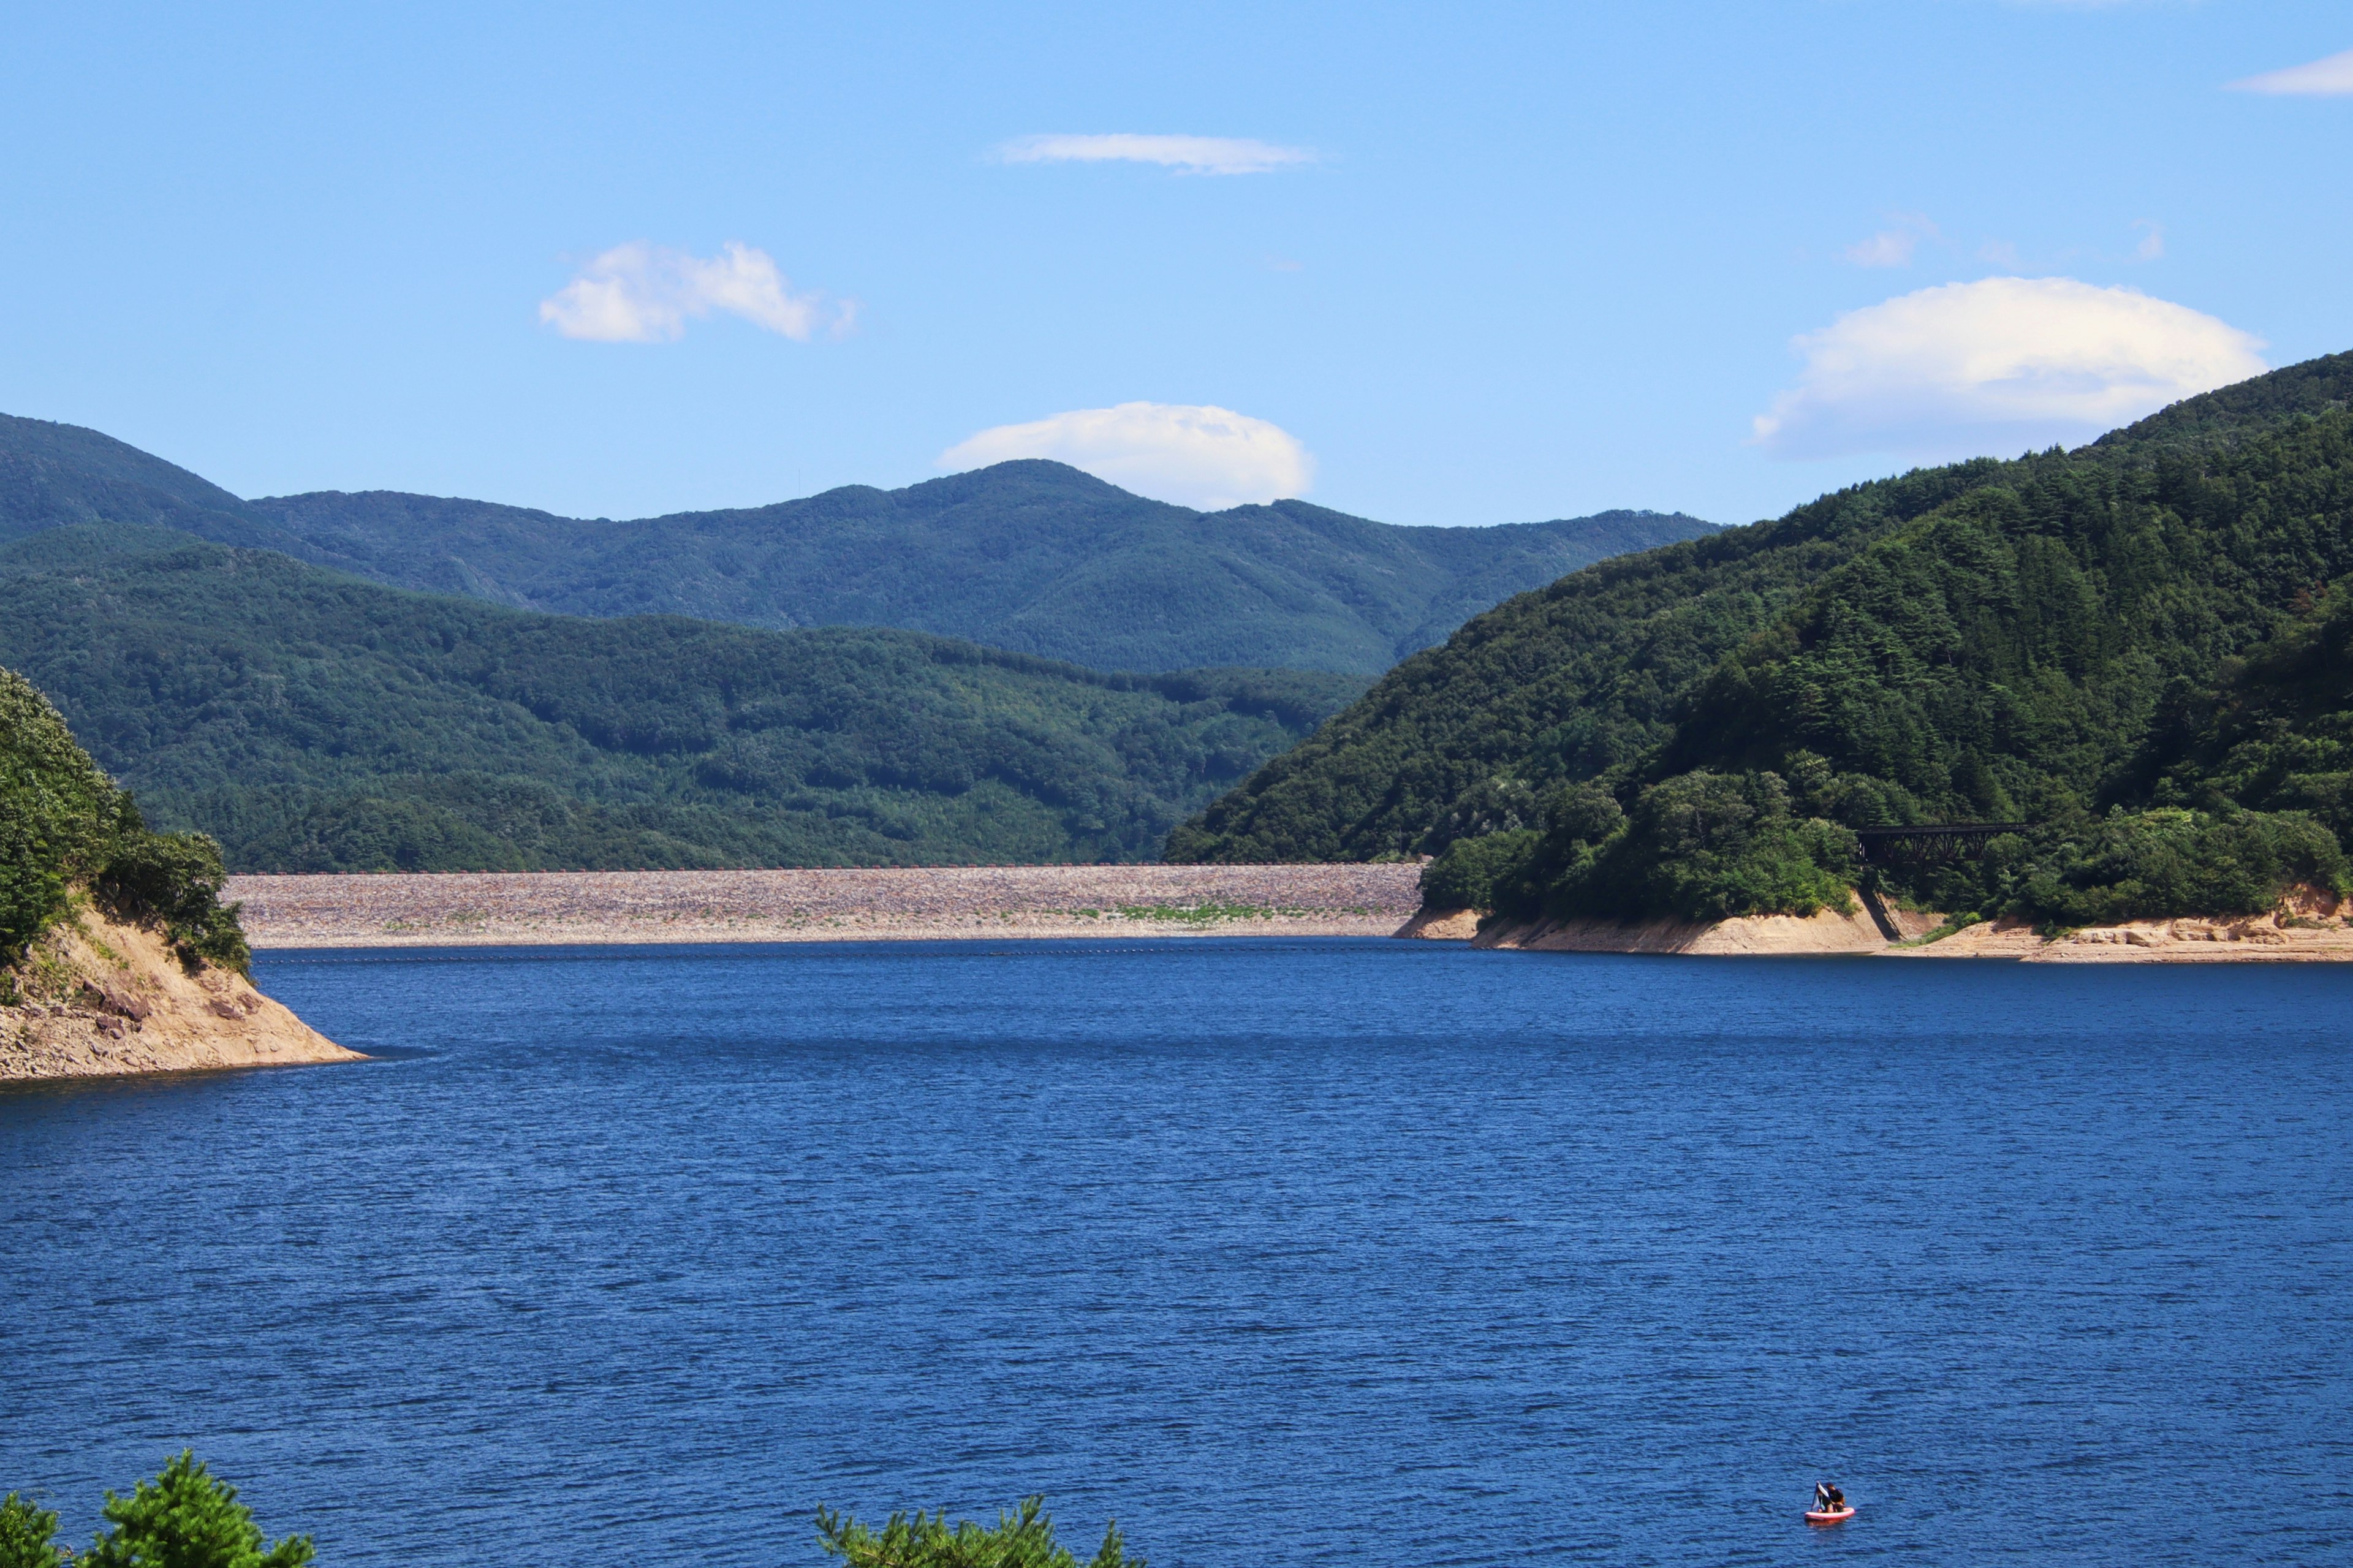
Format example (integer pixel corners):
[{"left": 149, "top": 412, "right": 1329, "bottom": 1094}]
[
  {"left": 2, "top": 904, "right": 359, "bottom": 1081},
  {"left": 1408, "top": 888, "right": 2353, "bottom": 961}
]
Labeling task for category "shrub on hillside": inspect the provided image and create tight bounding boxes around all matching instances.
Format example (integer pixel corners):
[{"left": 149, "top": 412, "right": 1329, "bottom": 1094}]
[
  {"left": 1, "top": 667, "right": 249, "bottom": 971},
  {"left": 93, "top": 829, "right": 251, "bottom": 973}
]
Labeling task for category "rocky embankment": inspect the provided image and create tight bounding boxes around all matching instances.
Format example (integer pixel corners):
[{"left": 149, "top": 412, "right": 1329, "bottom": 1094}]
[
  {"left": 2, "top": 904, "right": 358, "bottom": 1083},
  {"left": 1408, "top": 887, "right": 2353, "bottom": 961},
  {"left": 227, "top": 865, "right": 1427, "bottom": 949}
]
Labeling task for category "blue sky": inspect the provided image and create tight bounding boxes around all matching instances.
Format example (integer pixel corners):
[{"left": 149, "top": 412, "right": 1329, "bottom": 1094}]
[{"left": 4, "top": 2, "right": 2348, "bottom": 526}]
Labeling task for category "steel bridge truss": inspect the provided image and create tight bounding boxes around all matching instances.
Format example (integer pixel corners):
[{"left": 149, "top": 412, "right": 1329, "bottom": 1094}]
[{"left": 1851, "top": 823, "right": 2032, "bottom": 868}]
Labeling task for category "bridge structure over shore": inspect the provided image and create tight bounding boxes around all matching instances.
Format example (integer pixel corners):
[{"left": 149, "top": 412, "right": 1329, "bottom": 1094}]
[
  {"left": 1854, "top": 822, "right": 2034, "bottom": 867},
  {"left": 1852, "top": 823, "right": 2034, "bottom": 939}
]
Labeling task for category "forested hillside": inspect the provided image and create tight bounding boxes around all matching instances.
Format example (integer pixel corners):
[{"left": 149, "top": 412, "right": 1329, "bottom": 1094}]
[
  {"left": 0, "top": 414, "right": 1714, "bottom": 675},
  {"left": 0, "top": 525, "right": 1362, "bottom": 873},
  {"left": 1172, "top": 352, "right": 2353, "bottom": 931}
]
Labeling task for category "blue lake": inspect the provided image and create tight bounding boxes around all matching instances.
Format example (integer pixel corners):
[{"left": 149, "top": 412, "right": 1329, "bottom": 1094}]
[{"left": 4, "top": 937, "right": 2350, "bottom": 1566}]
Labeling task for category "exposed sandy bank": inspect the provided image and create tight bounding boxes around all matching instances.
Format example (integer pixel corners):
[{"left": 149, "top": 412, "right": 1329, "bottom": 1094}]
[
  {"left": 1423, "top": 888, "right": 2353, "bottom": 961},
  {"left": 1471, "top": 904, "right": 1912, "bottom": 955},
  {"left": 1896, "top": 904, "right": 2353, "bottom": 963},
  {"left": 226, "top": 865, "right": 1426, "bottom": 949},
  {"left": 3, "top": 904, "right": 359, "bottom": 1083}
]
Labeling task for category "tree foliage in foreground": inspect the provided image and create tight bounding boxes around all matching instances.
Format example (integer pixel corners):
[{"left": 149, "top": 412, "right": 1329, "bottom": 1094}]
[
  {"left": 0, "top": 1455, "right": 309, "bottom": 1568},
  {"left": 817, "top": 1497, "right": 1139, "bottom": 1568},
  {"left": 0, "top": 1493, "right": 62, "bottom": 1568}
]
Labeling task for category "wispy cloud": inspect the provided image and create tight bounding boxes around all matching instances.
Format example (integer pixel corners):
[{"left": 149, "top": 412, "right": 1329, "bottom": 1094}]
[
  {"left": 940, "top": 403, "right": 1315, "bottom": 510},
  {"left": 1753, "top": 276, "right": 2265, "bottom": 461},
  {"left": 2132, "top": 220, "right": 2165, "bottom": 261},
  {"left": 2228, "top": 47, "right": 2353, "bottom": 96},
  {"left": 1844, "top": 214, "right": 1942, "bottom": 268},
  {"left": 539, "top": 243, "right": 854, "bottom": 343},
  {"left": 996, "top": 134, "right": 1316, "bottom": 176}
]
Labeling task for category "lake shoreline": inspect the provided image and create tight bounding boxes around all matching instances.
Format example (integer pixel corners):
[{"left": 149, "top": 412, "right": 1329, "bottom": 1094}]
[
  {"left": 2, "top": 903, "right": 360, "bottom": 1083},
  {"left": 1414, "top": 895, "right": 2353, "bottom": 962}
]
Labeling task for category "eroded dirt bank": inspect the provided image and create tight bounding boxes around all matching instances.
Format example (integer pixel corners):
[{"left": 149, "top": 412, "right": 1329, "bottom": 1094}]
[
  {"left": 3, "top": 906, "right": 359, "bottom": 1083},
  {"left": 1891, "top": 907, "right": 2353, "bottom": 962},
  {"left": 1411, "top": 891, "right": 2353, "bottom": 961},
  {"left": 227, "top": 865, "right": 1427, "bottom": 949},
  {"left": 1452, "top": 904, "right": 1931, "bottom": 955}
]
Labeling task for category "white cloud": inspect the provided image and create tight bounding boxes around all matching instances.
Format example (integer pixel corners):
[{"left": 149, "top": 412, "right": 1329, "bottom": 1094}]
[
  {"left": 2132, "top": 220, "right": 2165, "bottom": 261},
  {"left": 939, "top": 403, "right": 1316, "bottom": 510},
  {"left": 1845, "top": 214, "right": 1940, "bottom": 268},
  {"left": 539, "top": 242, "right": 851, "bottom": 343},
  {"left": 1753, "top": 276, "right": 2267, "bottom": 460},
  {"left": 995, "top": 134, "right": 1315, "bottom": 176},
  {"left": 2229, "top": 48, "right": 2353, "bottom": 96}
]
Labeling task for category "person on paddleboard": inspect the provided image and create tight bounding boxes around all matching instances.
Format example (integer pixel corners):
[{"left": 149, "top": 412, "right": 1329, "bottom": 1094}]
[{"left": 1815, "top": 1482, "right": 1833, "bottom": 1512}]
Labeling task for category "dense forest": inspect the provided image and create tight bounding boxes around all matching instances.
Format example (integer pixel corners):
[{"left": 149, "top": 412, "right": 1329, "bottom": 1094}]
[
  {"left": 1172, "top": 352, "right": 2353, "bottom": 931},
  {"left": 0, "top": 414, "right": 1713, "bottom": 675},
  {"left": 0, "top": 525, "right": 1362, "bottom": 873}
]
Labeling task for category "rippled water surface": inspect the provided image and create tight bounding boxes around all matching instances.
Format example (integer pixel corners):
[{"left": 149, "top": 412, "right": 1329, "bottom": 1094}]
[{"left": 6, "top": 938, "right": 2351, "bottom": 1566}]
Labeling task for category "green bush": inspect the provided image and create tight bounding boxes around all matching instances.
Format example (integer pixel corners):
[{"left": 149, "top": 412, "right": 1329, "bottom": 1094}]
[
  {"left": 93, "top": 830, "right": 251, "bottom": 974},
  {"left": 817, "top": 1496, "right": 1138, "bottom": 1568},
  {"left": 81, "top": 1452, "right": 311, "bottom": 1568}
]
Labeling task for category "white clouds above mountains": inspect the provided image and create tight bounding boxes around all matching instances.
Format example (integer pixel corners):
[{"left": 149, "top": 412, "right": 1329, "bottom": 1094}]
[
  {"left": 539, "top": 243, "right": 852, "bottom": 343},
  {"left": 1753, "top": 276, "right": 2266, "bottom": 461},
  {"left": 2229, "top": 48, "right": 2353, "bottom": 96},
  {"left": 996, "top": 134, "right": 1314, "bottom": 175},
  {"left": 940, "top": 403, "right": 1315, "bottom": 510}
]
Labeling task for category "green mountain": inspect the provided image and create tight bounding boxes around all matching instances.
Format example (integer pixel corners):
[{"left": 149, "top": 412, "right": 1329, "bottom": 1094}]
[
  {"left": 1172, "top": 353, "right": 2353, "bottom": 930},
  {"left": 0, "top": 525, "right": 1364, "bottom": 873},
  {"left": 0, "top": 413, "right": 1716, "bottom": 675}
]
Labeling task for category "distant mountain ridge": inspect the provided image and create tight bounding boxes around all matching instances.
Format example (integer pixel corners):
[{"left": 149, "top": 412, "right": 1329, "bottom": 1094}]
[
  {"left": 0, "top": 413, "right": 1714, "bottom": 675},
  {"left": 0, "top": 522, "right": 1366, "bottom": 872}
]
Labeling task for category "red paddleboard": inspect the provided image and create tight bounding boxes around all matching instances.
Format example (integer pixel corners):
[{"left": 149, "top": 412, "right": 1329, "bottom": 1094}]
[{"left": 1805, "top": 1507, "right": 1855, "bottom": 1524}]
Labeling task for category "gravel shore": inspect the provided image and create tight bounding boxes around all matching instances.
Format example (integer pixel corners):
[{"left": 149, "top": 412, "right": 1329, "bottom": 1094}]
[{"left": 226, "top": 865, "right": 1427, "bottom": 949}]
